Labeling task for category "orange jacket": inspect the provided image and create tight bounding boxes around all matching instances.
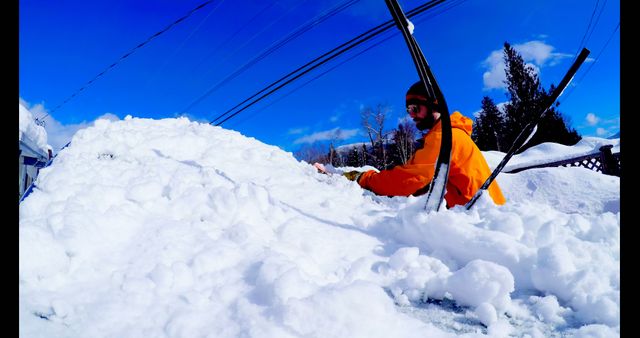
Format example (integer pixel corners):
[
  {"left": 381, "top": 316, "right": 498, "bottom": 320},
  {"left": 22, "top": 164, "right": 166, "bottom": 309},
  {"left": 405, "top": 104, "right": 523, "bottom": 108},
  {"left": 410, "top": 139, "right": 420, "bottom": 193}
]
[{"left": 358, "top": 112, "right": 506, "bottom": 207}]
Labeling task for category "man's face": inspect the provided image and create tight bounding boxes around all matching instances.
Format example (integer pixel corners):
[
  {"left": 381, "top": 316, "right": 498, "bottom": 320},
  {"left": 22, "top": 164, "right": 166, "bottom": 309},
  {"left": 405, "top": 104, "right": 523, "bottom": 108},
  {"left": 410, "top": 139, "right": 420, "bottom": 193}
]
[{"left": 407, "top": 103, "right": 439, "bottom": 131}]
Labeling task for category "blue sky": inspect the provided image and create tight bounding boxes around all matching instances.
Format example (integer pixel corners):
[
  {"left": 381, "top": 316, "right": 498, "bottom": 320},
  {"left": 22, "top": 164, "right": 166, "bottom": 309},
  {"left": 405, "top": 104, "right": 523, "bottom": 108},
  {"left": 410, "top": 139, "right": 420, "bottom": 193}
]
[{"left": 19, "top": 0, "right": 620, "bottom": 153}]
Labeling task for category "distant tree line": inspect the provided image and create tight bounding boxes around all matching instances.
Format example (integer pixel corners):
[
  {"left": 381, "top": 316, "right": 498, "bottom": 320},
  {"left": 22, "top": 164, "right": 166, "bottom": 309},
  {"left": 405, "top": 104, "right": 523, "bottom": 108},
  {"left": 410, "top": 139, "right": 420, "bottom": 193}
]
[
  {"left": 294, "top": 104, "right": 419, "bottom": 169},
  {"left": 296, "top": 42, "right": 581, "bottom": 168}
]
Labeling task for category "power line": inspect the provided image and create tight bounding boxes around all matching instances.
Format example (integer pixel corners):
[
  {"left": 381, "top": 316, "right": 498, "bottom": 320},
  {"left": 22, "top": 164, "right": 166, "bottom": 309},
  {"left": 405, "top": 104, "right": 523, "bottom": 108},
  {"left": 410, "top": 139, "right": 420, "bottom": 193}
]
[
  {"left": 574, "top": 0, "right": 601, "bottom": 55},
  {"left": 189, "top": 2, "right": 279, "bottom": 73},
  {"left": 229, "top": 29, "right": 398, "bottom": 129},
  {"left": 193, "top": 0, "right": 311, "bottom": 85},
  {"left": 211, "top": 0, "right": 448, "bottom": 126},
  {"left": 141, "top": 0, "right": 227, "bottom": 89},
  {"left": 411, "top": 0, "right": 467, "bottom": 26},
  {"left": 227, "top": 0, "right": 469, "bottom": 129},
  {"left": 36, "top": 0, "right": 217, "bottom": 124},
  {"left": 560, "top": 22, "right": 619, "bottom": 103},
  {"left": 182, "top": 0, "right": 361, "bottom": 113},
  {"left": 583, "top": 0, "right": 609, "bottom": 50}
]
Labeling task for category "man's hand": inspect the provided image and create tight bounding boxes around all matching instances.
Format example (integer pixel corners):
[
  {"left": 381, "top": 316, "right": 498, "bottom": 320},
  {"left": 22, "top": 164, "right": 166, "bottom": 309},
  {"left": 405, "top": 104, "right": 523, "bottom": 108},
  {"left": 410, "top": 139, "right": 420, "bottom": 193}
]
[
  {"left": 342, "top": 170, "right": 363, "bottom": 182},
  {"left": 313, "top": 162, "right": 328, "bottom": 174},
  {"left": 313, "top": 163, "right": 363, "bottom": 183}
]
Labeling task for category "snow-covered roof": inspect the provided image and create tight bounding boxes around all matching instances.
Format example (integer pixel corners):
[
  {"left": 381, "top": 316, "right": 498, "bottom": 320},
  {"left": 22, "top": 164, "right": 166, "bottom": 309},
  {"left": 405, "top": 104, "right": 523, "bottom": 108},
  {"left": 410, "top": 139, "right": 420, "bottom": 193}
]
[{"left": 19, "top": 102, "right": 50, "bottom": 157}]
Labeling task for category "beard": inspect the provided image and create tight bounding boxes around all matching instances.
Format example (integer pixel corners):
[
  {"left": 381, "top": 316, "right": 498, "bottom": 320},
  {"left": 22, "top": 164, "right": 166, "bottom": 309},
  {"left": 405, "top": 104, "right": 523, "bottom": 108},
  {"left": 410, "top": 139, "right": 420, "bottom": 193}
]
[{"left": 415, "top": 113, "right": 437, "bottom": 131}]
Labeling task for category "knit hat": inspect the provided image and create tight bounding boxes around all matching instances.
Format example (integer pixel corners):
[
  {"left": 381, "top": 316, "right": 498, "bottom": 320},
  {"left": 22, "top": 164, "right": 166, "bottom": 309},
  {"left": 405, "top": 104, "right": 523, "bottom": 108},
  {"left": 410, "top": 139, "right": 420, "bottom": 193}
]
[{"left": 405, "top": 80, "right": 438, "bottom": 108}]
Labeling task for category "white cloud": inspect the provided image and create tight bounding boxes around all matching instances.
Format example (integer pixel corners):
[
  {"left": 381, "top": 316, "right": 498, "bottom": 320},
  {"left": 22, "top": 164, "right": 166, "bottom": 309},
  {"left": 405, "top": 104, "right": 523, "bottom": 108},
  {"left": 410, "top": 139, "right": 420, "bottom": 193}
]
[
  {"left": 330, "top": 102, "right": 354, "bottom": 123},
  {"left": 293, "top": 127, "right": 359, "bottom": 145},
  {"left": 585, "top": 113, "right": 600, "bottom": 126},
  {"left": 287, "top": 127, "right": 307, "bottom": 135},
  {"left": 482, "top": 50, "right": 508, "bottom": 90},
  {"left": 19, "top": 98, "right": 47, "bottom": 118},
  {"left": 515, "top": 41, "right": 554, "bottom": 65},
  {"left": 46, "top": 113, "right": 120, "bottom": 153},
  {"left": 19, "top": 98, "right": 120, "bottom": 154},
  {"left": 482, "top": 41, "right": 573, "bottom": 90},
  {"left": 576, "top": 114, "right": 619, "bottom": 138},
  {"left": 470, "top": 101, "right": 508, "bottom": 119}
]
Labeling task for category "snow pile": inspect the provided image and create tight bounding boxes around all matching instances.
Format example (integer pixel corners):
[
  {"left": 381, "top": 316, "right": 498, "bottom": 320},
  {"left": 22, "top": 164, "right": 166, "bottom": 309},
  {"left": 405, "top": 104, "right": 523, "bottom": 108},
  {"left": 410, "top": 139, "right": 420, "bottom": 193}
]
[{"left": 19, "top": 116, "right": 619, "bottom": 337}]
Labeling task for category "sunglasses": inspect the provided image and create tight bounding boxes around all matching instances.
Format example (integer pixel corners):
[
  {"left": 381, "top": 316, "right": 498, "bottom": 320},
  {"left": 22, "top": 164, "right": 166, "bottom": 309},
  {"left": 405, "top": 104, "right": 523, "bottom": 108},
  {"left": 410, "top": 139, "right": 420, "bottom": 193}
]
[{"left": 406, "top": 104, "right": 420, "bottom": 114}]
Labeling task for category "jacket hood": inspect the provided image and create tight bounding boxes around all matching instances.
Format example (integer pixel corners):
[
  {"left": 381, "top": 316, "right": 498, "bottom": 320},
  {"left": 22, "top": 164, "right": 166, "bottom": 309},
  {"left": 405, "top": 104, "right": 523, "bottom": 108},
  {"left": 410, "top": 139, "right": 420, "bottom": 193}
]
[{"left": 449, "top": 111, "right": 473, "bottom": 136}]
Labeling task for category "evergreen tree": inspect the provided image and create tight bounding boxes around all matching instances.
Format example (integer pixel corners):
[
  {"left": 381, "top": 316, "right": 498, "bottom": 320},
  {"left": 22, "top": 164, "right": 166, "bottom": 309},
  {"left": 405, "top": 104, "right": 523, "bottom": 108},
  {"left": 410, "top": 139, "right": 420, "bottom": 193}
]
[
  {"left": 345, "top": 146, "right": 360, "bottom": 167},
  {"left": 501, "top": 42, "right": 581, "bottom": 153},
  {"left": 471, "top": 116, "right": 484, "bottom": 146},
  {"left": 529, "top": 98, "right": 581, "bottom": 146},
  {"left": 473, "top": 96, "right": 504, "bottom": 151}
]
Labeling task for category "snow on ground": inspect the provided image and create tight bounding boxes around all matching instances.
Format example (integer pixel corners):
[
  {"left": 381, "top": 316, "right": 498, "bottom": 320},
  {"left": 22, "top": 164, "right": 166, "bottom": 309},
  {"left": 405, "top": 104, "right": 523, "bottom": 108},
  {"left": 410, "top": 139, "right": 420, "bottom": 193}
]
[
  {"left": 19, "top": 116, "right": 620, "bottom": 337},
  {"left": 483, "top": 137, "right": 620, "bottom": 173}
]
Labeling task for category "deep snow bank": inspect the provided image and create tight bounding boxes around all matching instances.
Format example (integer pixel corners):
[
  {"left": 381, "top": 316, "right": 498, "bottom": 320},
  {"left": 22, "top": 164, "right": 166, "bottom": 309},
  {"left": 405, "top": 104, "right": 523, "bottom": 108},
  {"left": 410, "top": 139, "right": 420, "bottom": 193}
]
[{"left": 20, "top": 117, "right": 619, "bottom": 337}]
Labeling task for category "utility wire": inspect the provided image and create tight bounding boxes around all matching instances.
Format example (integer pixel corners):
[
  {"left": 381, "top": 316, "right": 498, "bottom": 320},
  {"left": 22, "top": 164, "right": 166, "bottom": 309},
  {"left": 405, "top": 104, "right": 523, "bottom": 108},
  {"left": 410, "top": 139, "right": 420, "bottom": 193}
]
[
  {"left": 190, "top": 2, "right": 279, "bottom": 73},
  {"left": 183, "top": 0, "right": 360, "bottom": 113},
  {"left": 583, "top": 0, "right": 609, "bottom": 50},
  {"left": 228, "top": 0, "right": 468, "bottom": 128},
  {"left": 36, "top": 0, "right": 217, "bottom": 123},
  {"left": 561, "top": 22, "right": 619, "bottom": 103},
  {"left": 411, "top": 0, "right": 466, "bottom": 25},
  {"left": 194, "top": 0, "right": 311, "bottom": 84},
  {"left": 229, "top": 29, "right": 397, "bottom": 128},
  {"left": 142, "top": 0, "right": 226, "bottom": 89},
  {"left": 211, "top": 0, "right": 447, "bottom": 126},
  {"left": 574, "top": 0, "right": 601, "bottom": 56}
]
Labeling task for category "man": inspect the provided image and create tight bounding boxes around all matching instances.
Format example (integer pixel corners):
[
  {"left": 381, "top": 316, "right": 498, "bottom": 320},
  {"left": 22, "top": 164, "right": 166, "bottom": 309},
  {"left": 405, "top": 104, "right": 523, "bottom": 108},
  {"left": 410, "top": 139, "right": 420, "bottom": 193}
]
[{"left": 318, "top": 81, "right": 505, "bottom": 208}]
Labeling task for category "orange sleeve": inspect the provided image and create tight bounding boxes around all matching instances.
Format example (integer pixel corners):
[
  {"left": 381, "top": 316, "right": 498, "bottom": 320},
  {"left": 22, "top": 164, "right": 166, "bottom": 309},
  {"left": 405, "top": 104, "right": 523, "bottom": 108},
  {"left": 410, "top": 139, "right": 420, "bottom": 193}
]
[{"left": 357, "top": 133, "right": 440, "bottom": 196}]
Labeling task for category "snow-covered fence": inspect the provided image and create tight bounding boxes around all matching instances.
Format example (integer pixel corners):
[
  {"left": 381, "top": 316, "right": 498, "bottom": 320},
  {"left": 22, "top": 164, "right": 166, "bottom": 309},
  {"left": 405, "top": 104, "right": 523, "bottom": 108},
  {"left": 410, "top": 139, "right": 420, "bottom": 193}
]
[{"left": 505, "top": 145, "right": 620, "bottom": 177}]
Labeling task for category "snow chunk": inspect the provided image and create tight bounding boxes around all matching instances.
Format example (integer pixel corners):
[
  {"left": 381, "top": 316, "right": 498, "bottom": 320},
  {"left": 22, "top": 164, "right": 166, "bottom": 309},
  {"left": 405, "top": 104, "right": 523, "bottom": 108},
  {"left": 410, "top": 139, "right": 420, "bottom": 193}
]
[{"left": 446, "top": 259, "right": 514, "bottom": 311}]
